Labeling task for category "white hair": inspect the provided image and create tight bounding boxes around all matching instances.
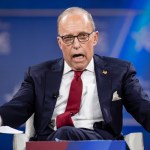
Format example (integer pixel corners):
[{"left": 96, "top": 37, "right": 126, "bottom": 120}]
[{"left": 57, "top": 7, "right": 96, "bottom": 33}]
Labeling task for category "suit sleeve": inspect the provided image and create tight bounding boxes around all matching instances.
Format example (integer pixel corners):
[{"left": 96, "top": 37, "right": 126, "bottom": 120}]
[
  {"left": 122, "top": 63, "right": 150, "bottom": 132},
  {"left": 0, "top": 67, "right": 35, "bottom": 128}
]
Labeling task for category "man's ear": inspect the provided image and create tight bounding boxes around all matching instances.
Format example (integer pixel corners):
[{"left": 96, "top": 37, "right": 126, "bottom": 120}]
[{"left": 93, "top": 31, "right": 99, "bottom": 46}]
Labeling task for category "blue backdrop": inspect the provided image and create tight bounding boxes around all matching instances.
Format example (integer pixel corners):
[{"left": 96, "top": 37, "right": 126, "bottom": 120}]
[{"left": 0, "top": 0, "right": 150, "bottom": 149}]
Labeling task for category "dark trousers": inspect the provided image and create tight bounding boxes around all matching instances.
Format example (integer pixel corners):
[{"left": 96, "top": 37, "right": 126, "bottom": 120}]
[{"left": 47, "top": 126, "right": 114, "bottom": 141}]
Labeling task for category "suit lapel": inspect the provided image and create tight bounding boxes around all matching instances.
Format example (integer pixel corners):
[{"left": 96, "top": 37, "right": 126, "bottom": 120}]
[
  {"left": 94, "top": 55, "right": 112, "bottom": 123},
  {"left": 41, "top": 58, "right": 64, "bottom": 131}
]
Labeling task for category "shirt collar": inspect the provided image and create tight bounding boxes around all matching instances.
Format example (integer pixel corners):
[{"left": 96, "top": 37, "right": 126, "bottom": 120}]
[
  {"left": 86, "top": 57, "right": 94, "bottom": 73},
  {"left": 63, "top": 61, "right": 72, "bottom": 75},
  {"left": 63, "top": 57, "right": 94, "bottom": 75}
]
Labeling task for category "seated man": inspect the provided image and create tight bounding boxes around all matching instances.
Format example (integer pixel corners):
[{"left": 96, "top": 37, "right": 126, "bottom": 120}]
[{"left": 0, "top": 7, "right": 150, "bottom": 141}]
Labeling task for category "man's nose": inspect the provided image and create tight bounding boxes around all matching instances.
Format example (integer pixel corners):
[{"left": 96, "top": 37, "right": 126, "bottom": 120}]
[{"left": 73, "top": 37, "right": 80, "bottom": 49}]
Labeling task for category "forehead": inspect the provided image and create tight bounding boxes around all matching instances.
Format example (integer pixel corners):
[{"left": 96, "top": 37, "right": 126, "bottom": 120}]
[{"left": 58, "top": 13, "right": 93, "bottom": 35}]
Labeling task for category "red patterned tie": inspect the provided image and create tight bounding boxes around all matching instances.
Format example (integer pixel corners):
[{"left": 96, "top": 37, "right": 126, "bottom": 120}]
[{"left": 56, "top": 71, "right": 83, "bottom": 129}]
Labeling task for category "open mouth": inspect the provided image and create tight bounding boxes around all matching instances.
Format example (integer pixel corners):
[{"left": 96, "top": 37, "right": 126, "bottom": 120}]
[
  {"left": 72, "top": 54, "right": 85, "bottom": 62},
  {"left": 73, "top": 54, "right": 84, "bottom": 58}
]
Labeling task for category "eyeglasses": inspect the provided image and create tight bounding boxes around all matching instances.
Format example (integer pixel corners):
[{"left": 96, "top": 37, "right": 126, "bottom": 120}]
[{"left": 58, "top": 31, "right": 94, "bottom": 45}]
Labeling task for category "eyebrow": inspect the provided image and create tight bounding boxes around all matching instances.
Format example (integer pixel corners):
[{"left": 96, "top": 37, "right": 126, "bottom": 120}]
[{"left": 59, "top": 31, "right": 90, "bottom": 37}]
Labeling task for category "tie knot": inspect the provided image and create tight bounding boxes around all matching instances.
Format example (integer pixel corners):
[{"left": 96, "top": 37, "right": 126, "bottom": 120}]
[{"left": 74, "top": 71, "right": 83, "bottom": 79}]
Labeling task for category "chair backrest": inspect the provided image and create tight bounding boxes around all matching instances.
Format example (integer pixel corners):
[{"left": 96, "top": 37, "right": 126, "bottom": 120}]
[
  {"left": 25, "top": 114, "right": 35, "bottom": 138},
  {"left": 13, "top": 114, "right": 35, "bottom": 150},
  {"left": 124, "top": 132, "right": 144, "bottom": 150}
]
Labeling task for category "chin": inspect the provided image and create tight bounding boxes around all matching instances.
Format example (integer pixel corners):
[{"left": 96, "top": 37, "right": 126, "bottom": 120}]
[{"left": 73, "top": 65, "right": 86, "bottom": 71}]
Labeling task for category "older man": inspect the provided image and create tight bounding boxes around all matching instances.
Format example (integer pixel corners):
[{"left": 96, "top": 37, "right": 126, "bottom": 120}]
[{"left": 0, "top": 7, "right": 150, "bottom": 141}]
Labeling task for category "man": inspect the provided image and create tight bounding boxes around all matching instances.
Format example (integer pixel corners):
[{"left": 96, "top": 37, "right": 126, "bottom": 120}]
[{"left": 0, "top": 7, "right": 150, "bottom": 141}]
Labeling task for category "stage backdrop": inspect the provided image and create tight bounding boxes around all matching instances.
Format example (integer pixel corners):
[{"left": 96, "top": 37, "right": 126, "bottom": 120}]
[{"left": 0, "top": 0, "right": 150, "bottom": 149}]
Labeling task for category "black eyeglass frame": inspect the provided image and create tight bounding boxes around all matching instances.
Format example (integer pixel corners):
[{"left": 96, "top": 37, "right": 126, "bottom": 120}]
[{"left": 58, "top": 31, "right": 94, "bottom": 45}]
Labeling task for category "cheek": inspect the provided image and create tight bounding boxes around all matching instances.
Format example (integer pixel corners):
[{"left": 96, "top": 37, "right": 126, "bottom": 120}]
[
  {"left": 84, "top": 43, "right": 94, "bottom": 55},
  {"left": 87, "top": 50, "right": 94, "bottom": 59},
  {"left": 61, "top": 46, "right": 71, "bottom": 59}
]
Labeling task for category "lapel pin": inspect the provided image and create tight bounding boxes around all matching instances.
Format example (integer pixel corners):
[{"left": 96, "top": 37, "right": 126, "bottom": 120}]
[{"left": 102, "top": 70, "right": 108, "bottom": 75}]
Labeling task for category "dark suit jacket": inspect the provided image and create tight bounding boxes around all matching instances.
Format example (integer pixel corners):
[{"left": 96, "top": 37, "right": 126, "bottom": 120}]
[{"left": 0, "top": 54, "right": 150, "bottom": 140}]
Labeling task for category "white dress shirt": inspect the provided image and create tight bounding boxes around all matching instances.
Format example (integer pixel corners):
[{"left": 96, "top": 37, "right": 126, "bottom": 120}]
[{"left": 52, "top": 58, "right": 103, "bottom": 130}]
